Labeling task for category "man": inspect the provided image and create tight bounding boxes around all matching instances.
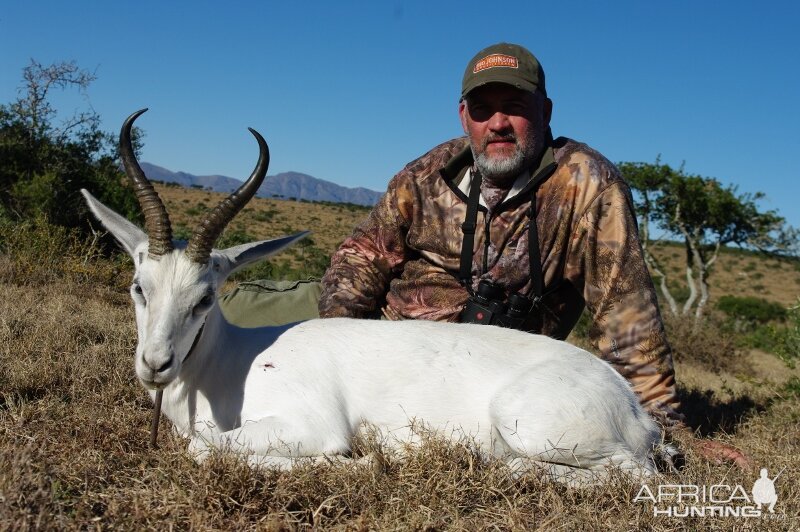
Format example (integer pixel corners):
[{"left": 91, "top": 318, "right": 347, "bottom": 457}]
[{"left": 318, "top": 43, "right": 747, "bottom": 466}]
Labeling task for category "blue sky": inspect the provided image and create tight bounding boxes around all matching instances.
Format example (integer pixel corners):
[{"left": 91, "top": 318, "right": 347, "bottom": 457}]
[{"left": 1, "top": 1, "right": 798, "bottom": 228}]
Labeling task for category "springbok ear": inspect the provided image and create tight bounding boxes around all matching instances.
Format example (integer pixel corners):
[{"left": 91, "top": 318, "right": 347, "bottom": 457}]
[
  {"left": 81, "top": 189, "right": 147, "bottom": 258},
  {"left": 217, "top": 231, "right": 310, "bottom": 277}
]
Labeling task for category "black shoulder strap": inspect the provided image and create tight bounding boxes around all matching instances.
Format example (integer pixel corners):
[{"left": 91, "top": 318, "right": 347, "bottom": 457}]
[
  {"left": 527, "top": 192, "right": 543, "bottom": 299},
  {"left": 526, "top": 158, "right": 557, "bottom": 299},
  {"left": 459, "top": 169, "right": 482, "bottom": 288}
]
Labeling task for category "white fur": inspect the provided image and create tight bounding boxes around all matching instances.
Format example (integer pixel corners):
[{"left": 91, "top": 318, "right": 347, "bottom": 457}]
[{"left": 82, "top": 189, "right": 661, "bottom": 482}]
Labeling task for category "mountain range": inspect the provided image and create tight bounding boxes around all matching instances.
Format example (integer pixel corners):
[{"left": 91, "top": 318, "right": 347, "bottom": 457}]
[{"left": 140, "top": 162, "right": 384, "bottom": 206}]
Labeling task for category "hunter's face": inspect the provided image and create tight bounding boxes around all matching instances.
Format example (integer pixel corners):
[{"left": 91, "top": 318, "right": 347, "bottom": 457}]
[{"left": 459, "top": 83, "right": 551, "bottom": 185}]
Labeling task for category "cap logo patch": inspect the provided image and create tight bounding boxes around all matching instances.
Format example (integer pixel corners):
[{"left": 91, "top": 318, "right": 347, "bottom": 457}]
[{"left": 473, "top": 54, "right": 518, "bottom": 73}]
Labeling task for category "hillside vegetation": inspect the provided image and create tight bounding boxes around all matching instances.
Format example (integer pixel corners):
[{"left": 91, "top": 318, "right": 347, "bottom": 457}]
[
  {"left": 154, "top": 182, "right": 371, "bottom": 282},
  {"left": 158, "top": 183, "right": 800, "bottom": 307}
]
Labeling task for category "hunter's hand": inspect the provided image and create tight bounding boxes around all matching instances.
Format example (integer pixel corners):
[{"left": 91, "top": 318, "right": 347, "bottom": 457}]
[{"left": 693, "top": 438, "right": 752, "bottom": 470}]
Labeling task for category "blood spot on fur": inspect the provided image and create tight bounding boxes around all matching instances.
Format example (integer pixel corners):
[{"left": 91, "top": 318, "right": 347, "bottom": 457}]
[{"left": 263, "top": 363, "right": 275, "bottom": 369}]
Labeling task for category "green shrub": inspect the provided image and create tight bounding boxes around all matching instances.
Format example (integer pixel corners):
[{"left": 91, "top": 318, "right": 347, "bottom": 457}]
[
  {"left": 184, "top": 202, "right": 209, "bottom": 217},
  {"left": 172, "top": 224, "right": 191, "bottom": 241},
  {"left": 185, "top": 206, "right": 207, "bottom": 217},
  {"left": 252, "top": 209, "right": 279, "bottom": 222},
  {"left": 771, "top": 300, "right": 800, "bottom": 367},
  {"left": 216, "top": 229, "right": 257, "bottom": 249},
  {"left": 659, "top": 282, "right": 690, "bottom": 305},
  {"left": 783, "top": 376, "right": 800, "bottom": 397},
  {"left": 717, "top": 295, "right": 786, "bottom": 325},
  {"left": 739, "top": 323, "right": 782, "bottom": 353},
  {"left": 571, "top": 309, "right": 591, "bottom": 339},
  {"left": 298, "top": 245, "right": 331, "bottom": 277}
]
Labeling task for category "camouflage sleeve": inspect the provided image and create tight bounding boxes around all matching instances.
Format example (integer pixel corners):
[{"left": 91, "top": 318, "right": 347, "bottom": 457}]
[
  {"left": 318, "top": 172, "right": 415, "bottom": 318},
  {"left": 319, "top": 138, "right": 466, "bottom": 319},
  {"left": 569, "top": 181, "right": 684, "bottom": 428}
]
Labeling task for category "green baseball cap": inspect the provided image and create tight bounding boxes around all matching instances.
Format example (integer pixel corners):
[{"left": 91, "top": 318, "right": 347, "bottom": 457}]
[{"left": 461, "top": 43, "right": 546, "bottom": 99}]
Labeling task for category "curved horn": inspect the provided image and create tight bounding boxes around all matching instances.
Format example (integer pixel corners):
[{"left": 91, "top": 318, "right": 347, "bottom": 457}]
[
  {"left": 120, "top": 109, "right": 174, "bottom": 258},
  {"left": 185, "top": 128, "right": 269, "bottom": 264}
]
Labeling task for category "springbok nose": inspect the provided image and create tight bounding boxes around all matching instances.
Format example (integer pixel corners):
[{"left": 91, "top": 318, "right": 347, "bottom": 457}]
[
  {"left": 144, "top": 348, "right": 176, "bottom": 376},
  {"left": 155, "top": 357, "right": 173, "bottom": 374}
]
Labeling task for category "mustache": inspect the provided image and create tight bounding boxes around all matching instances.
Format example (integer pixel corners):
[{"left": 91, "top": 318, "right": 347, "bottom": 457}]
[{"left": 481, "top": 133, "right": 518, "bottom": 150}]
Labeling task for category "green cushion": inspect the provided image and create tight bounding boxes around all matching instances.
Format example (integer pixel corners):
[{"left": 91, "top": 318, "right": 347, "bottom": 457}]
[{"left": 219, "top": 278, "right": 322, "bottom": 328}]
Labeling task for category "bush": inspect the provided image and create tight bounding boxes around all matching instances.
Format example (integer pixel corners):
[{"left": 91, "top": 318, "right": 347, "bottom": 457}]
[
  {"left": 783, "top": 376, "right": 800, "bottom": 396},
  {"left": 717, "top": 295, "right": 786, "bottom": 327},
  {"left": 1, "top": 61, "right": 142, "bottom": 234},
  {"left": 217, "top": 229, "right": 257, "bottom": 248},
  {"left": 771, "top": 300, "right": 800, "bottom": 367},
  {"left": 570, "top": 309, "right": 591, "bottom": 340},
  {"left": 664, "top": 313, "right": 753, "bottom": 375},
  {"left": 666, "top": 282, "right": 690, "bottom": 305},
  {"left": 252, "top": 209, "right": 278, "bottom": 222},
  {"left": 184, "top": 205, "right": 207, "bottom": 217},
  {"left": 173, "top": 224, "right": 191, "bottom": 241},
  {"left": 738, "top": 323, "right": 783, "bottom": 353},
  {"left": 0, "top": 215, "right": 130, "bottom": 288}
]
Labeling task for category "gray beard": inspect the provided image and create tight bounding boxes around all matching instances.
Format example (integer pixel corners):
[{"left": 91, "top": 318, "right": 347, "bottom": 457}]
[
  {"left": 474, "top": 148, "right": 526, "bottom": 186},
  {"left": 470, "top": 131, "right": 544, "bottom": 187}
]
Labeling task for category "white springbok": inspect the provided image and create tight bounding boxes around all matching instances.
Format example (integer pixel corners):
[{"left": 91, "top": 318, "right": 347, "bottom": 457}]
[{"left": 83, "top": 109, "right": 662, "bottom": 483}]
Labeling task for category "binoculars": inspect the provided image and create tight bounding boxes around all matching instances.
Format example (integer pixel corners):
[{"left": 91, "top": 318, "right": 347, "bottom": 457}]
[{"left": 459, "top": 280, "right": 535, "bottom": 330}]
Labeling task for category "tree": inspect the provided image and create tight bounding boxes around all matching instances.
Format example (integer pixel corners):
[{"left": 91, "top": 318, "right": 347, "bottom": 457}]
[
  {"left": 620, "top": 160, "right": 797, "bottom": 321},
  {"left": 0, "top": 59, "right": 139, "bottom": 228}
]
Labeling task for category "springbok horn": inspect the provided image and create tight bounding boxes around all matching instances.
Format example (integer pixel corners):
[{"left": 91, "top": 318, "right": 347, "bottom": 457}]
[
  {"left": 185, "top": 128, "right": 269, "bottom": 264},
  {"left": 120, "top": 109, "right": 174, "bottom": 258}
]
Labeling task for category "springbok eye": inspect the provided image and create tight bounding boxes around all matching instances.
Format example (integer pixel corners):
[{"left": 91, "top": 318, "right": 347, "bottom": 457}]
[
  {"left": 193, "top": 293, "right": 214, "bottom": 315},
  {"left": 131, "top": 283, "right": 146, "bottom": 305}
]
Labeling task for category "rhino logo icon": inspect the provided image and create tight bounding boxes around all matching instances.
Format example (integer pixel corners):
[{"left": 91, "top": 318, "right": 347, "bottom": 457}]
[{"left": 752, "top": 467, "right": 784, "bottom": 513}]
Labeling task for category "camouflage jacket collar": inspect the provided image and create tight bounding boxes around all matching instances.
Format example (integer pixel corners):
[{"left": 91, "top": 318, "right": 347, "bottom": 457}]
[{"left": 439, "top": 132, "right": 558, "bottom": 213}]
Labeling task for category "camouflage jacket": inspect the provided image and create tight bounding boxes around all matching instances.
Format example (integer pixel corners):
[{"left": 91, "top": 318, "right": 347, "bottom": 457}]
[{"left": 319, "top": 136, "right": 682, "bottom": 427}]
